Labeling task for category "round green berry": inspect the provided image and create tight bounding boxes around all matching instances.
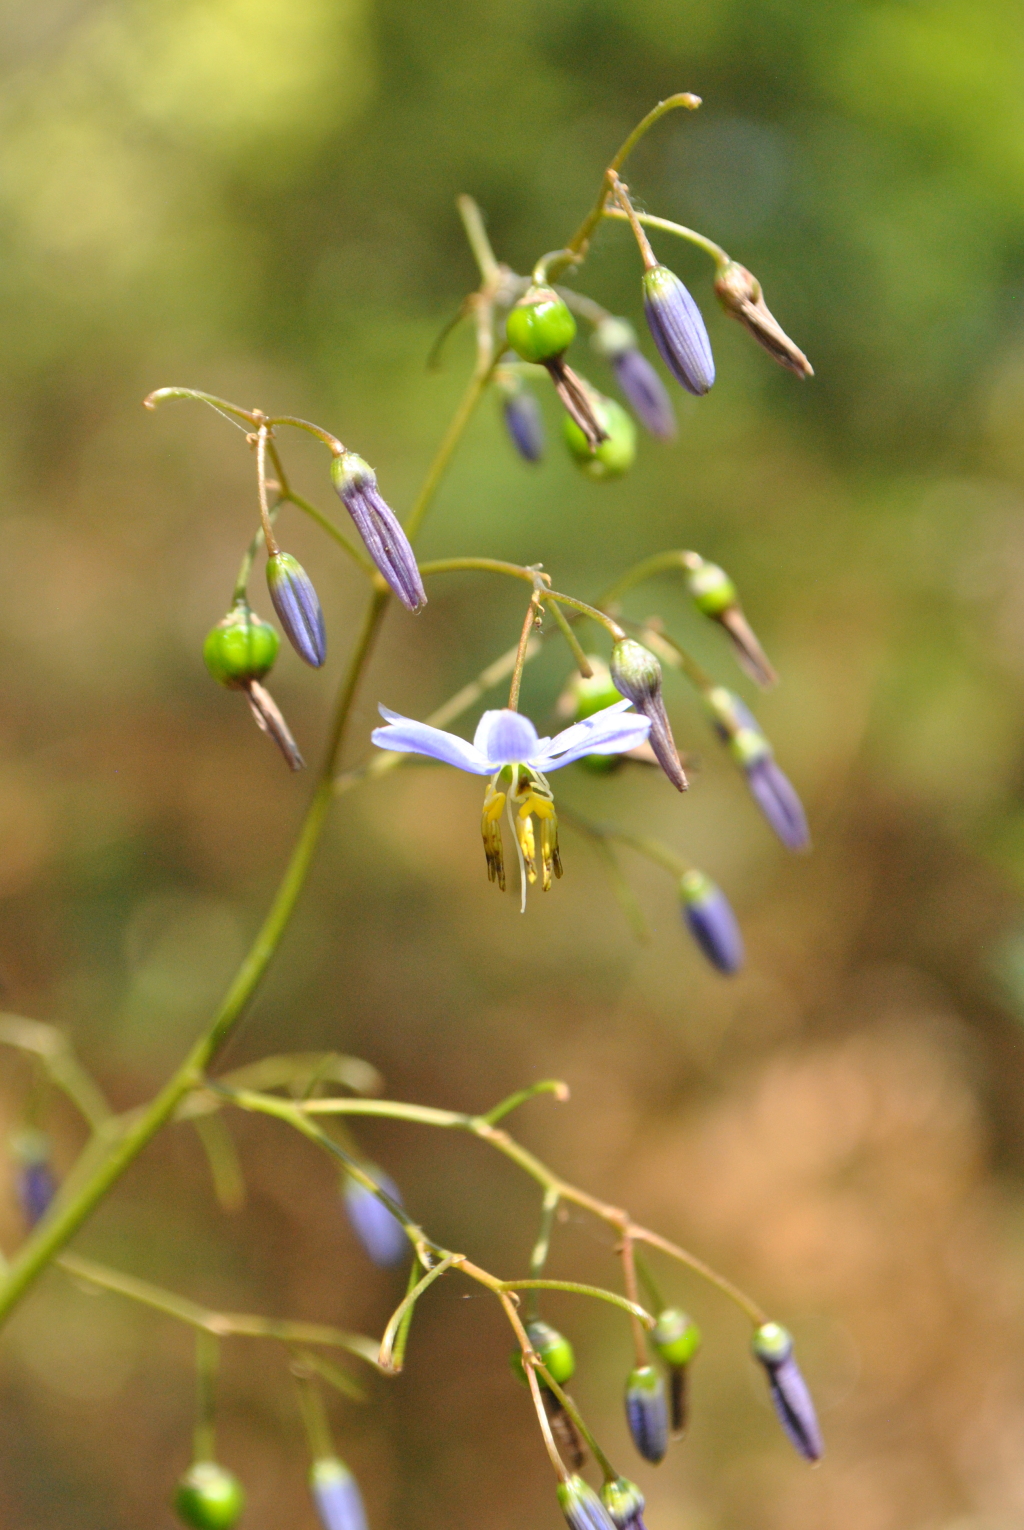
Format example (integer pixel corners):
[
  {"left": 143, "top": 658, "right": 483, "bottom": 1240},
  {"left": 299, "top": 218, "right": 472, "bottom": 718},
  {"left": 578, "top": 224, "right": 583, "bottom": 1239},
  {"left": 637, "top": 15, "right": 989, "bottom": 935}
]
[
  {"left": 652, "top": 1307, "right": 701, "bottom": 1368},
  {"left": 203, "top": 604, "right": 279, "bottom": 689},
  {"left": 510, "top": 1319, "right": 576, "bottom": 1387},
  {"left": 563, "top": 396, "right": 637, "bottom": 480},
  {"left": 505, "top": 288, "right": 577, "bottom": 363},
  {"left": 173, "top": 1462, "right": 245, "bottom": 1530}
]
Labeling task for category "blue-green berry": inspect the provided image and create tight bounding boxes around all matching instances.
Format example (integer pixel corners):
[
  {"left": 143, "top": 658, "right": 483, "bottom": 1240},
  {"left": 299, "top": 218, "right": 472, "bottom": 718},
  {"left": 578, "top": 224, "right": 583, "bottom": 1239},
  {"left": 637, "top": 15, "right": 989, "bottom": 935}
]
[
  {"left": 203, "top": 604, "right": 280, "bottom": 688},
  {"left": 173, "top": 1463, "right": 245, "bottom": 1530},
  {"left": 506, "top": 288, "right": 577, "bottom": 363}
]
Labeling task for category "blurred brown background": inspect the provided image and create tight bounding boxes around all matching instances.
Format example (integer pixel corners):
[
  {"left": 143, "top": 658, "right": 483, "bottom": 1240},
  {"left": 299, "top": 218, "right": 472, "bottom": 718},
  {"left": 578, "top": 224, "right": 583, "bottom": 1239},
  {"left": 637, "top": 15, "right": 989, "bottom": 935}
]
[{"left": 2, "top": 0, "right": 1024, "bottom": 1526}]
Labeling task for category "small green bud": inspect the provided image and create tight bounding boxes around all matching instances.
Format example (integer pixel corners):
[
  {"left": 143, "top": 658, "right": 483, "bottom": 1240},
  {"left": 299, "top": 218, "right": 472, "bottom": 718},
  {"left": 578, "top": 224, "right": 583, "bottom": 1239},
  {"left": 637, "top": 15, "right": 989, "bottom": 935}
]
[
  {"left": 173, "top": 1462, "right": 245, "bottom": 1530},
  {"left": 510, "top": 1319, "right": 576, "bottom": 1387},
  {"left": 599, "top": 1476, "right": 646, "bottom": 1530},
  {"left": 506, "top": 287, "right": 577, "bottom": 363},
  {"left": 203, "top": 603, "right": 279, "bottom": 689},
  {"left": 652, "top": 1307, "right": 701, "bottom": 1368},
  {"left": 687, "top": 562, "right": 738, "bottom": 618},
  {"left": 563, "top": 395, "right": 636, "bottom": 480}
]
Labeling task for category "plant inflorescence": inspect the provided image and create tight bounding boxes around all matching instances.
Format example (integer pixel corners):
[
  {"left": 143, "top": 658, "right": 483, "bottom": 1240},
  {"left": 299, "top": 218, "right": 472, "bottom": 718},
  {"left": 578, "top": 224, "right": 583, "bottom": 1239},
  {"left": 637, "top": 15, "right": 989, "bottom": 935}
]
[{"left": 1, "top": 94, "right": 820, "bottom": 1529}]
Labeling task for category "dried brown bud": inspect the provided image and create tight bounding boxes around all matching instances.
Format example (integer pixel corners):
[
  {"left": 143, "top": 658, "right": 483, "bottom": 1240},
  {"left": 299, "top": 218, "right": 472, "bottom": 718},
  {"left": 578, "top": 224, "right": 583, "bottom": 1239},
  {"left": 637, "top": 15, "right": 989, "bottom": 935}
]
[{"left": 714, "top": 261, "right": 813, "bottom": 379}]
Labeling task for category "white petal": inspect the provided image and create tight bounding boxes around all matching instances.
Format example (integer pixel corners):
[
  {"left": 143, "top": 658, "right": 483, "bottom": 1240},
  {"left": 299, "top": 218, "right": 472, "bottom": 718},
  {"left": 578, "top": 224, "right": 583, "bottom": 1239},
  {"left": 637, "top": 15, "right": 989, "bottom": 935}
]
[
  {"left": 372, "top": 707, "right": 492, "bottom": 773},
  {"left": 536, "top": 701, "right": 652, "bottom": 770},
  {"left": 472, "top": 709, "right": 540, "bottom": 767}
]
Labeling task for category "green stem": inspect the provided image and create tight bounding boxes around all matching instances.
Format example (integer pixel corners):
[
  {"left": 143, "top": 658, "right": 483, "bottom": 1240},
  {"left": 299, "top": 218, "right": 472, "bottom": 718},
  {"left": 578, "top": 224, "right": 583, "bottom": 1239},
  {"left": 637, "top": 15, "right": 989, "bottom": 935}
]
[
  {"left": 596, "top": 549, "right": 702, "bottom": 608},
  {"left": 547, "top": 589, "right": 624, "bottom": 641},
  {"left": 143, "top": 389, "right": 259, "bottom": 427},
  {"left": 497, "top": 1280, "right": 650, "bottom": 1328},
  {"left": 548, "top": 93, "right": 702, "bottom": 281},
  {"left": 417, "top": 557, "right": 540, "bottom": 585},
  {"left": 601, "top": 207, "right": 729, "bottom": 269},
  {"left": 480, "top": 1079, "right": 569, "bottom": 1126},
  {"left": 457, "top": 195, "right": 500, "bottom": 283},
  {"left": 294, "top": 1370, "right": 336, "bottom": 1461},
  {"left": 262, "top": 416, "right": 344, "bottom": 453},
  {"left": 545, "top": 599, "right": 593, "bottom": 678},
  {"left": 634, "top": 1250, "right": 666, "bottom": 1315},
  {"left": 405, "top": 359, "right": 498, "bottom": 541},
  {"left": 0, "top": 1015, "right": 113, "bottom": 1132},
  {"left": 379, "top": 1253, "right": 463, "bottom": 1371},
  {"left": 526, "top": 1187, "right": 560, "bottom": 1320},
  {"left": 193, "top": 1330, "right": 219, "bottom": 1462},
  {"left": 508, "top": 591, "right": 542, "bottom": 711},
  {"left": 535, "top": 1365, "right": 618, "bottom": 1482}
]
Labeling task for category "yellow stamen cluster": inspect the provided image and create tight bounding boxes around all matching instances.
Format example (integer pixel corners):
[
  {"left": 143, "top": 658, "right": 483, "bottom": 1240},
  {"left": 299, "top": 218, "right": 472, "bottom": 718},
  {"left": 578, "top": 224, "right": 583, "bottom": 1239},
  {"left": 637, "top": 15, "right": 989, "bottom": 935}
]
[
  {"left": 482, "top": 781, "right": 507, "bottom": 890},
  {"left": 510, "top": 774, "right": 562, "bottom": 893}
]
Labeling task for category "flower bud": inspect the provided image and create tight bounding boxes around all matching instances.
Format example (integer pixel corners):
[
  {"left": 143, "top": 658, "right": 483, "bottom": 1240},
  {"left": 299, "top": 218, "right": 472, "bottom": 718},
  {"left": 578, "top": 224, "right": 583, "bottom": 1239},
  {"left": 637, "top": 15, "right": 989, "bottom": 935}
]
[
  {"left": 11, "top": 1129, "right": 55, "bottom": 1227},
  {"left": 714, "top": 261, "right": 813, "bottom": 379},
  {"left": 563, "top": 395, "right": 637, "bottom": 480},
  {"left": 600, "top": 1477, "right": 646, "bottom": 1530},
  {"left": 752, "top": 1322, "right": 823, "bottom": 1462},
  {"left": 704, "top": 689, "right": 810, "bottom": 852},
  {"left": 609, "top": 640, "right": 687, "bottom": 791},
  {"left": 686, "top": 562, "right": 776, "bottom": 689},
  {"left": 266, "top": 552, "right": 327, "bottom": 668},
  {"left": 173, "top": 1462, "right": 245, "bottom": 1530},
  {"left": 592, "top": 317, "right": 676, "bottom": 440},
  {"left": 342, "top": 1166, "right": 407, "bottom": 1269},
  {"left": 500, "top": 380, "right": 545, "bottom": 462},
  {"left": 679, "top": 870, "right": 744, "bottom": 975},
  {"left": 624, "top": 1364, "right": 668, "bottom": 1464},
  {"left": 642, "top": 266, "right": 715, "bottom": 395},
  {"left": 203, "top": 603, "right": 280, "bottom": 688},
  {"left": 652, "top": 1308, "right": 701, "bottom": 1437},
  {"left": 557, "top": 1475, "right": 617, "bottom": 1530},
  {"left": 310, "top": 1457, "right": 368, "bottom": 1530},
  {"left": 506, "top": 287, "right": 577, "bottom": 363},
  {"left": 511, "top": 1319, "right": 576, "bottom": 1388},
  {"left": 331, "top": 453, "right": 427, "bottom": 613}
]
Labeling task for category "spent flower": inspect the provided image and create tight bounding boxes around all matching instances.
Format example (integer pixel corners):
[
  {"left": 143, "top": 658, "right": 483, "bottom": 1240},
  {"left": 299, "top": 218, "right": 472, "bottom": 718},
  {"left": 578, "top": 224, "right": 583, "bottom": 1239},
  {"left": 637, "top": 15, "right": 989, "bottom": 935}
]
[
  {"left": 714, "top": 260, "right": 813, "bottom": 379},
  {"left": 331, "top": 452, "right": 427, "bottom": 613},
  {"left": 371, "top": 702, "right": 650, "bottom": 909},
  {"left": 751, "top": 1322, "right": 823, "bottom": 1463},
  {"left": 609, "top": 640, "right": 687, "bottom": 791},
  {"left": 592, "top": 316, "right": 675, "bottom": 440}
]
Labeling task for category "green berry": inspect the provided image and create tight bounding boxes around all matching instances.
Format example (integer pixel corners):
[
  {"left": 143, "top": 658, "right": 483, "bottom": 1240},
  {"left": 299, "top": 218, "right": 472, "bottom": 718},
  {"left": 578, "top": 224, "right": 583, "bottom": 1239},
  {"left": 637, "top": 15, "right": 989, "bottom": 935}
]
[
  {"left": 505, "top": 288, "right": 577, "bottom": 363},
  {"left": 687, "top": 562, "right": 738, "bottom": 617},
  {"left": 510, "top": 1319, "right": 576, "bottom": 1387},
  {"left": 652, "top": 1307, "right": 701, "bottom": 1368},
  {"left": 562, "top": 396, "right": 636, "bottom": 480},
  {"left": 203, "top": 604, "right": 279, "bottom": 689},
  {"left": 173, "top": 1462, "right": 245, "bottom": 1530}
]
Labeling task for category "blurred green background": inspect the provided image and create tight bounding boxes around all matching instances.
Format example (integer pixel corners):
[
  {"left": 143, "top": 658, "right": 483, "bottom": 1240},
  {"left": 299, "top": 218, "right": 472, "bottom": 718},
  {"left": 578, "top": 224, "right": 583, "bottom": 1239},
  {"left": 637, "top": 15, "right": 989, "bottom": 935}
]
[{"left": 3, "top": 0, "right": 1024, "bottom": 1526}]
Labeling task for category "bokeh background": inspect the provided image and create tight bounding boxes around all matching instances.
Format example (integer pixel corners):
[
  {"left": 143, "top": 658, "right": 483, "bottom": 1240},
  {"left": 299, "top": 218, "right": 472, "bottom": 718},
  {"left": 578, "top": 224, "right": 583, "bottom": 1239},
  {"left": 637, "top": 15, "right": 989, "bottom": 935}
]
[{"left": 1, "top": 0, "right": 1024, "bottom": 1526}]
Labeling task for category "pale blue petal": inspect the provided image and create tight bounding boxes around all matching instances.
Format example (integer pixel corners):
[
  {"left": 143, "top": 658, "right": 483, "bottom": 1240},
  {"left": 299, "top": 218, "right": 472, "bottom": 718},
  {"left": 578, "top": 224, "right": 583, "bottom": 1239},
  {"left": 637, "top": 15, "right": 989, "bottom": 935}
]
[
  {"left": 372, "top": 707, "right": 492, "bottom": 773},
  {"left": 536, "top": 702, "right": 651, "bottom": 770},
  {"left": 473, "top": 708, "right": 541, "bottom": 766}
]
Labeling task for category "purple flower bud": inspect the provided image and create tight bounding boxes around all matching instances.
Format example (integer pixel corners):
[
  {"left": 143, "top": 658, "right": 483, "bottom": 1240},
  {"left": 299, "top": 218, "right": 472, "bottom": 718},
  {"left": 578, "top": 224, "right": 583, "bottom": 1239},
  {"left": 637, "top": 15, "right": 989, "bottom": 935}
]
[
  {"left": 502, "top": 387, "right": 545, "bottom": 462},
  {"left": 342, "top": 1166, "right": 407, "bottom": 1269},
  {"left": 745, "top": 756, "right": 810, "bottom": 853},
  {"left": 11, "top": 1130, "right": 55, "bottom": 1226},
  {"left": 752, "top": 1323, "right": 823, "bottom": 1462},
  {"left": 593, "top": 318, "right": 676, "bottom": 440},
  {"left": 557, "top": 1476, "right": 617, "bottom": 1530},
  {"left": 624, "top": 1364, "right": 668, "bottom": 1464},
  {"left": 600, "top": 1477, "right": 646, "bottom": 1530},
  {"left": 331, "top": 452, "right": 427, "bottom": 614},
  {"left": 642, "top": 266, "right": 715, "bottom": 396},
  {"left": 266, "top": 552, "right": 326, "bottom": 668},
  {"left": 310, "top": 1458, "right": 368, "bottom": 1530},
  {"left": 679, "top": 870, "right": 744, "bottom": 975},
  {"left": 610, "top": 639, "right": 687, "bottom": 791}
]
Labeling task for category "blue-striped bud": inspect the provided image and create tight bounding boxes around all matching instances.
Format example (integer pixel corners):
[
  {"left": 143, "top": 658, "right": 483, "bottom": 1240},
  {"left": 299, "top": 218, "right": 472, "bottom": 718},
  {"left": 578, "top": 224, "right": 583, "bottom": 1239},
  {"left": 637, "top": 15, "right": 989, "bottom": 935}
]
[
  {"left": 310, "top": 1457, "right": 368, "bottom": 1530},
  {"left": 557, "top": 1475, "right": 617, "bottom": 1530},
  {"left": 704, "top": 688, "right": 810, "bottom": 852},
  {"left": 173, "top": 1462, "right": 245, "bottom": 1530},
  {"left": 11, "top": 1130, "right": 55, "bottom": 1226},
  {"left": 624, "top": 1364, "right": 668, "bottom": 1464},
  {"left": 752, "top": 1322, "right": 823, "bottom": 1462},
  {"left": 342, "top": 1166, "right": 407, "bottom": 1269},
  {"left": 610, "top": 639, "right": 686, "bottom": 792},
  {"left": 499, "top": 375, "right": 545, "bottom": 462},
  {"left": 266, "top": 552, "right": 326, "bottom": 668},
  {"left": 593, "top": 318, "right": 675, "bottom": 441},
  {"left": 679, "top": 870, "right": 744, "bottom": 975},
  {"left": 642, "top": 266, "right": 715, "bottom": 396},
  {"left": 599, "top": 1477, "right": 646, "bottom": 1530},
  {"left": 331, "top": 453, "right": 426, "bottom": 614}
]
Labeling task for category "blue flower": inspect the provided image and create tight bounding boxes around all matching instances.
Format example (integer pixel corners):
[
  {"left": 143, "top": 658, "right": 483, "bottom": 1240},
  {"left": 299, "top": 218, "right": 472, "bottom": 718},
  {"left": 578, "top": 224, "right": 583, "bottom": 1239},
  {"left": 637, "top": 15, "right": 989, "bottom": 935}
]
[
  {"left": 372, "top": 702, "right": 650, "bottom": 909},
  {"left": 343, "top": 1166, "right": 407, "bottom": 1269}
]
